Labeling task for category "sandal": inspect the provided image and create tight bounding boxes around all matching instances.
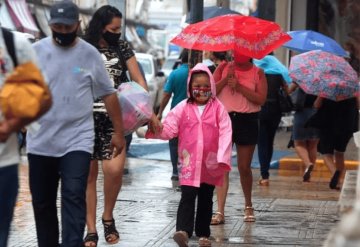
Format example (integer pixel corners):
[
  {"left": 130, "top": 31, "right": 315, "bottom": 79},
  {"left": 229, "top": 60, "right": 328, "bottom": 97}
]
[
  {"left": 244, "top": 206, "right": 256, "bottom": 222},
  {"left": 102, "top": 218, "right": 120, "bottom": 244},
  {"left": 258, "top": 179, "right": 269, "bottom": 186},
  {"left": 303, "top": 164, "right": 314, "bottom": 182},
  {"left": 84, "top": 232, "right": 98, "bottom": 247},
  {"left": 210, "top": 212, "right": 225, "bottom": 225},
  {"left": 173, "top": 231, "right": 189, "bottom": 247},
  {"left": 329, "top": 170, "right": 341, "bottom": 190},
  {"left": 199, "top": 237, "right": 211, "bottom": 247}
]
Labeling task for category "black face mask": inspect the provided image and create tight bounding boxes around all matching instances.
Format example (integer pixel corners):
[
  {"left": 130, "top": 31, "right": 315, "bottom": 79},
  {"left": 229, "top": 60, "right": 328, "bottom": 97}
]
[
  {"left": 52, "top": 29, "right": 77, "bottom": 47},
  {"left": 103, "top": 31, "right": 121, "bottom": 46}
]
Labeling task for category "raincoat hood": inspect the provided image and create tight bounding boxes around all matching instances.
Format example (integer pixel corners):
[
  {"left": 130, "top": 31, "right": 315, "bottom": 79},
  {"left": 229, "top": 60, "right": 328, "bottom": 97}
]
[{"left": 187, "top": 63, "right": 216, "bottom": 98}]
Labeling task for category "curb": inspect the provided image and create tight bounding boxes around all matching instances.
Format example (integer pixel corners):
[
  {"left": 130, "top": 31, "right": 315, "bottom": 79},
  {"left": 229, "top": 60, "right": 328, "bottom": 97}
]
[{"left": 278, "top": 156, "right": 359, "bottom": 171}]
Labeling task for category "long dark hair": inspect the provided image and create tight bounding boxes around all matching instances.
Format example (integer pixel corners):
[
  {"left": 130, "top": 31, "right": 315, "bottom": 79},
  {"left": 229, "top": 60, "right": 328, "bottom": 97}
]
[{"left": 83, "top": 5, "right": 122, "bottom": 46}]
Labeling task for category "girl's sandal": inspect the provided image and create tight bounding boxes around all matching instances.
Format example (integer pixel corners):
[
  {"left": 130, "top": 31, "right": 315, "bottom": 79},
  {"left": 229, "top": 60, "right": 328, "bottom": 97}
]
[
  {"left": 102, "top": 218, "right": 120, "bottom": 244},
  {"left": 199, "top": 237, "right": 212, "bottom": 247},
  {"left": 210, "top": 212, "right": 225, "bottom": 225},
  {"left": 244, "top": 206, "right": 256, "bottom": 222},
  {"left": 258, "top": 179, "right": 269, "bottom": 186},
  {"left": 84, "top": 232, "right": 98, "bottom": 247}
]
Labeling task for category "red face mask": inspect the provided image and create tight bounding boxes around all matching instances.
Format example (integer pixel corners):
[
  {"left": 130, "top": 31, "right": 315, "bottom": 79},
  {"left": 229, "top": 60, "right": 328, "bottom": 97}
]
[
  {"left": 233, "top": 51, "right": 251, "bottom": 63},
  {"left": 192, "top": 88, "right": 212, "bottom": 98}
]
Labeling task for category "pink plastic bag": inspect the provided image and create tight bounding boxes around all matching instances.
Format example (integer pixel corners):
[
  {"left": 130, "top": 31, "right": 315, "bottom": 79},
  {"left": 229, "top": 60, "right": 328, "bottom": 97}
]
[{"left": 117, "top": 81, "right": 153, "bottom": 135}]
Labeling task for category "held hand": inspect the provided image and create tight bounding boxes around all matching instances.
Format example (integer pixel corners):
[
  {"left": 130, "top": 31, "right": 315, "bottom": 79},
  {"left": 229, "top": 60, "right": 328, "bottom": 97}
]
[
  {"left": 226, "top": 66, "right": 235, "bottom": 80},
  {"left": 110, "top": 133, "right": 126, "bottom": 158},
  {"left": 149, "top": 114, "right": 163, "bottom": 134},
  {"left": 156, "top": 113, "right": 162, "bottom": 121},
  {"left": 227, "top": 77, "right": 237, "bottom": 89}
]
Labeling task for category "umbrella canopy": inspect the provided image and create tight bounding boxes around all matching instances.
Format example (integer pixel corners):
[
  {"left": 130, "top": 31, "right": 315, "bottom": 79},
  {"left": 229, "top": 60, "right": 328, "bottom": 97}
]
[
  {"left": 185, "top": 6, "right": 241, "bottom": 23},
  {"left": 253, "top": 55, "right": 291, "bottom": 83},
  {"left": 171, "top": 14, "right": 291, "bottom": 59},
  {"left": 283, "top": 30, "right": 348, "bottom": 57},
  {"left": 289, "top": 50, "right": 359, "bottom": 101}
]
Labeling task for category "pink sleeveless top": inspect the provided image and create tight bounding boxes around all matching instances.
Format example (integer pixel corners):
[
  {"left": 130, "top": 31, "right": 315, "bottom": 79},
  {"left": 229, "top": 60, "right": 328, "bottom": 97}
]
[{"left": 217, "top": 63, "right": 261, "bottom": 113}]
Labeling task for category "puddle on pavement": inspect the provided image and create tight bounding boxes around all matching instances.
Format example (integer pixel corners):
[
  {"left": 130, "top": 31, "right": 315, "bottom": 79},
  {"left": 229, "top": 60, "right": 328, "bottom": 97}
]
[{"left": 214, "top": 237, "right": 246, "bottom": 243}]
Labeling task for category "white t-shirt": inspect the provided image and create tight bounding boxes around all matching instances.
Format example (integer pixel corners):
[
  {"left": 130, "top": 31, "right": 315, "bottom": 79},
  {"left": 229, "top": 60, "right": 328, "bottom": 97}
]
[
  {"left": 197, "top": 104, "right": 206, "bottom": 115},
  {"left": 27, "top": 37, "right": 115, "bottom": 157},
  {"left": 0, "top": 29, "right": 38, "bottom": 168}
]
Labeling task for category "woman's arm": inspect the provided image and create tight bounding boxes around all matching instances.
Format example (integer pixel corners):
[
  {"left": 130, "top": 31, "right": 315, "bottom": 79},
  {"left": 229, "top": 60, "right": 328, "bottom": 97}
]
[
  {"left": 288, "top": 82, "right": 298, "bottom": 94},
  {"left": 127, "top": 56, "right": 148, "bottom": 90},
  {"left": 146, "top": 102, "right": 184, "bottom": 140},
  {"left": 281, "top": 80, "right": 290, "bottom": 94},
  {"left": 216, "top": 76, "right": 228, "bottom": 94},
  {"left": 313, "top": 96, "right": 323, "bottom": 109},
  {"left": 214, "top": 62, "right": 229, "bottom": 94}
]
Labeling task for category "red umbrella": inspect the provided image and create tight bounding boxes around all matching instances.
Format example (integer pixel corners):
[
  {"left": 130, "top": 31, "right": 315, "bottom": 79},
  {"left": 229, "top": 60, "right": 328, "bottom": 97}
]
[{"left": 171, "top": 14, "right": 291, "bottom": 59}]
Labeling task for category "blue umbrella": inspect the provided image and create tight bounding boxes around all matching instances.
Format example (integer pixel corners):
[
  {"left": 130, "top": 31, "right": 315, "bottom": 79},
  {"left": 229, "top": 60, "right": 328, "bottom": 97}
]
[
  {"left": 253, "top": 55, "right": 292, "bottom": 83},
  {"left": 186, "top": 6, "right": 241, "bottom": 23},
  {"left": 283, "top": 30, "right": 348, "bottom": 57}
]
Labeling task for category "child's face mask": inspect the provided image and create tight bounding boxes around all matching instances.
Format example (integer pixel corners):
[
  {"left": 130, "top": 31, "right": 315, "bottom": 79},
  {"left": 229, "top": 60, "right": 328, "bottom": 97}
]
[{"left": 192, "top": 88, "right": 212, "bottom": 98}]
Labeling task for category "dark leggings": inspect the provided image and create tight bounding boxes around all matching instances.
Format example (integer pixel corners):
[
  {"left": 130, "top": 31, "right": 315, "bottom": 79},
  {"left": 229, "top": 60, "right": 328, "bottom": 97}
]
[{"left": 176, "top": 183, "right": 215, "bottom": 238}]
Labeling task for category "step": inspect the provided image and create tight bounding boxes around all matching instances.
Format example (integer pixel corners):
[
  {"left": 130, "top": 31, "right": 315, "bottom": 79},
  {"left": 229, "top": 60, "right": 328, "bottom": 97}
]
[{"left": 279, "top": 157, "right": 359, "bottom": 176}]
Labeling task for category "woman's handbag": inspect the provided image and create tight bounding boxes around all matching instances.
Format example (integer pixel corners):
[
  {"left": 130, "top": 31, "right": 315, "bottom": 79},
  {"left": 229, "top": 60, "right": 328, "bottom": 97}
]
[
  {"left": 278, "top": 88, "right": 293, "bottom": 113},
  {"left": 290, "top": 87, "right": 306, "bottom": 111}
]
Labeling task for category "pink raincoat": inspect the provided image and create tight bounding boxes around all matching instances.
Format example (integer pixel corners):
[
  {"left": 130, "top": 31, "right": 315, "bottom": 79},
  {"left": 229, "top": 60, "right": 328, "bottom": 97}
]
[{"left": 146, "top": 63, "right": 232, "bottom": 187}]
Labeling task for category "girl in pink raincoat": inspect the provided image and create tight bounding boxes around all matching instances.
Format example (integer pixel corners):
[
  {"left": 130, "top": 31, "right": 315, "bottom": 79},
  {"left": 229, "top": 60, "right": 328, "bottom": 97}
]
[{"left": 146, "top": 63, "right": 232, "bottom": 247}]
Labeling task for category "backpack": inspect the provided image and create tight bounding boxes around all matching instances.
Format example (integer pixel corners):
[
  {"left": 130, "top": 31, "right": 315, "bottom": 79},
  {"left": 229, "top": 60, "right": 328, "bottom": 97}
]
[{"left": 2, "top": 28, "right": 18, "bottom": 67}]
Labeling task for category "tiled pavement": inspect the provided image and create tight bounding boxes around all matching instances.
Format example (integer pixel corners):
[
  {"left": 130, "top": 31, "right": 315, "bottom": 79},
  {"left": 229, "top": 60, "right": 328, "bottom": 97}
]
[{"left": 9, "top": 155, "right": 342, "bottom": 247}]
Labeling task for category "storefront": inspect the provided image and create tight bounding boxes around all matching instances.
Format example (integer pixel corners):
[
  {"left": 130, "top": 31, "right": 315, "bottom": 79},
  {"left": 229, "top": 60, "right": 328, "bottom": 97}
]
[{"left": 5, "top": 0, "right": 39, "bottom": 36}]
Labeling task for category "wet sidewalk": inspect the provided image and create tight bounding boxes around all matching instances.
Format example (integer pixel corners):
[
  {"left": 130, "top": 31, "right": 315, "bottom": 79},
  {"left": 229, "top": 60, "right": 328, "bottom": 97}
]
[{"left": 9, "top": 154, "right": 342, "bottom": 247}]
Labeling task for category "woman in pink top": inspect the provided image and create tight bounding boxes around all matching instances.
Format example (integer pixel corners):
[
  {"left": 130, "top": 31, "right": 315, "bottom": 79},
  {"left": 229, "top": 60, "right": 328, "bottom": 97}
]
[
  {"left": 146, "top": 63, "right": 232, "bottom": 247},
  {"left": 211, "top": 50, "right": 267, "bottom": 224}
]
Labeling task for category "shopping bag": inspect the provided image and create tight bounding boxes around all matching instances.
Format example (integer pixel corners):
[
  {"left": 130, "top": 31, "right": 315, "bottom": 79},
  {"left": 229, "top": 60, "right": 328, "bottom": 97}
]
[{"left": 117, "top": 81, "right": 153, "bottom": 135}]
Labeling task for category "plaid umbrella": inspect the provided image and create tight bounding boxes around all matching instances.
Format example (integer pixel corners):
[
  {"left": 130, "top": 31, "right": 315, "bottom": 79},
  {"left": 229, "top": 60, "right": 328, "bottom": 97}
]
[{"left": 289, "top": 50, "right": 359, "bottom": 101}]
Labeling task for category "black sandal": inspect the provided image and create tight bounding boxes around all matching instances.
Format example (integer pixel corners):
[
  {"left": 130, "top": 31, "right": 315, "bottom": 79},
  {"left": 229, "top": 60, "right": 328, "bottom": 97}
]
[
  {"left": 102, "top": 218, "right": 120, "bottom": 244},
  {"left": 84, "top": 232, "right": 98, "bottom": 247},
  {"left": 303, "top": 164, "right": 314, "bottom": 182},
  {"left": 329, "top": 170, "right": 341, "bottom": 189}
]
